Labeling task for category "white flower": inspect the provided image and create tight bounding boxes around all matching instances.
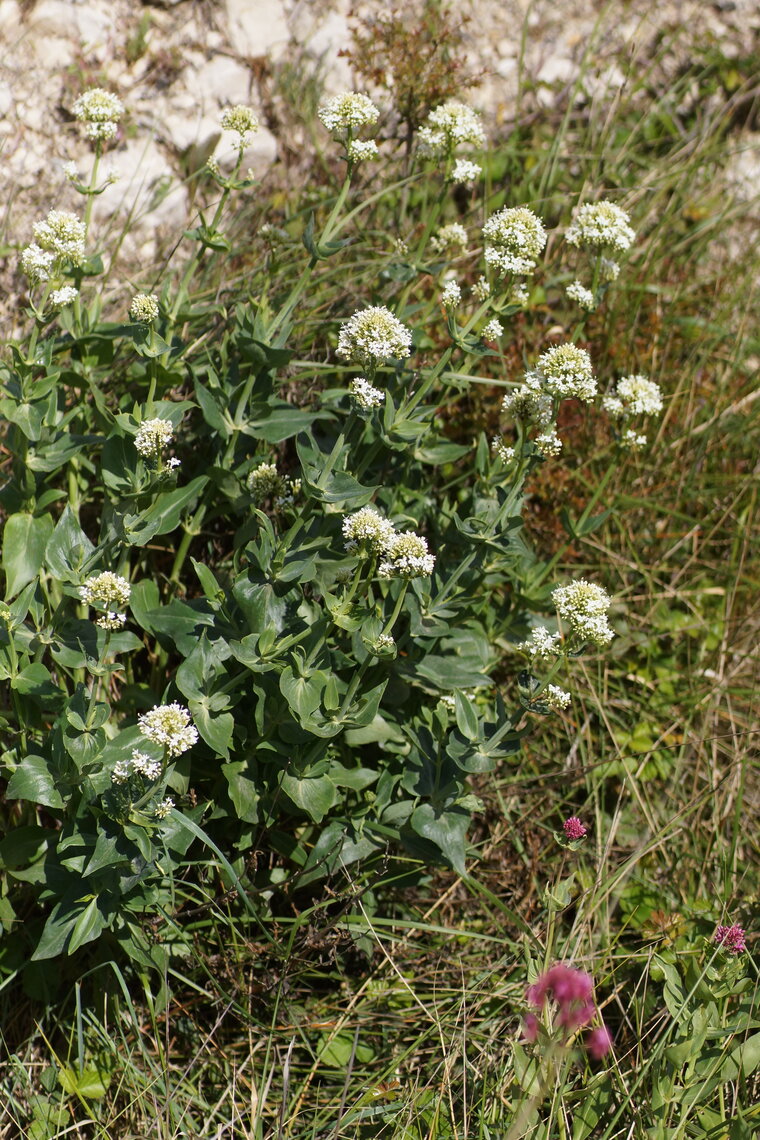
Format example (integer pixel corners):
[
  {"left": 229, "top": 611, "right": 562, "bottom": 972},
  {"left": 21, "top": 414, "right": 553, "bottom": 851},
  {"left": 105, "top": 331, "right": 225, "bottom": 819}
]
[
  {"left": 378, "top": 530, "right": 435, "bottom": 579},
  {"left": 482, "top": 318, "right": 503, "bottom": 340},
  {"left": 318, "top": 92, "right": 379, "bottom": 134},
  {"left": 482, "top": 207, "right": 547, "bottom": 277},
  {"left": 111, "top": 759, "right": 130, "bottom": 784},
  {"left": 516, "top": 627, "right": 562, "bottom": 662},
  {"left": 343, "top": 506, "right": 396, "bottom": 557},
  {"left": 607, "top": 374, "right": 663, "bottom": 417},
  {"left": 620, "top": 428, "right": 648, "bottom": 450},
  {"left": 63, "top": 161, "right": 80, "bottom": 183},
  {"left": 441, "top": 280, "right": 461, "bottom": 309},
  {"left": 134, "top": 418, "right": 174, "bottom": 459},
  {"left": 337, "top": 306, "right": 412, "bottom": 367},
  {"left": 348, "top": 138, "right": 379, "bottom": 163},
  {"left": 20, "top": 243, "right": 55, "bottom": 283},
  {"left": 32, "top": 210, "right": 86, "bottom": 267},
  {"left": 129, "top": 293, "right": 160, "bottom": 324},
  {"left": 535, "top": 344, "right": 596, "bottom": 402},
  {"left": 472, "top": 275, "right": 490, "bottom": 300},
  {"left": 552, "top": 579, "right": 615, "bottom": 647},
  {"left": 138, "top": 703, "right": 198, "bottom": 757},
  {"left": 418, "top": 101, "right": 485, "bottom": 155},
  {"left": 167, "top": 456, "right": 182, "bottom": 470},
  {"left": 510, "top": 283, "right": 530, "bottom": 307},
  {"left": 247, "top": 461, "right": 298, "bottom": 507},
  {"left": 448, "top": 158, "right": 481, "bottom": 184},
  {"left": 502, "top": 374, "right": 553, "bottom": 426},
  {"left": 599, "top": 257, "right": 620, "bottom": 281},
  {"left": 81, "top": 571, "right": 131, "bottom": 610},
  {"left": 349, "top": 377, "right": 385, "bottom": 409},
  {"left": 566, "top": 201, "right": 635, "bottom": 253},
  {"left": 546, "top": 685, "right": 571, "bottom": 711},
  {"left": 154, "top": 797, "right": 175, "bottom": 819},
  {"left": 535, "top": 428, "right": 562, "bottom": 457},
  {"left": 130, "top": 750, "right": 162, "bottom": 780},
  {"left": 73, "top": 88, "right": 124, "bottom": 141},
  {"left": 49, "top": 286, "right": 78, "bottom": 308},
  {"left": 566, "top": 280, "right": 596, "bottom": 311},
  {"left": 96, "top": 611, "right": 127, "bottom": 631},
  {"left": 491, "top": 437, "right": 515, "bottom": 464},
  {"left": 220, "top": 104, "right": 259, "bottom": 138},
  {"left": 430, "top": 223, "right": 468, "bottom": 255}
]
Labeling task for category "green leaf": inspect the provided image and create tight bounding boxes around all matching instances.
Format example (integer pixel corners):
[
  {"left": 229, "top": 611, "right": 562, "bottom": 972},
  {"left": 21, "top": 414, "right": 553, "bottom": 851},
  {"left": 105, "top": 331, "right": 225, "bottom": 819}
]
[
  {"left": 730, "top": 1032, "right": 760, "bottom": 1078},
  {"left": 410, "top": 803, "right": 469, "bottom": 876},
  {"left": 223, "top": 761, "right": 260, "bottom": 823},
  {"left": 280, "top": 771, "right": 338, "bottom": 822},
  {"left": 5, "top": 755, "right": 65, "bottom": 808},
  {"left": 120, "top": 475, "right": 208, "bottom": 546},
  {"left": 57, "top": 1065, "right": 111, "bottom": 1099},
  {"left": 44, "top": 505, "right": 95, "bottom": 582},
  {"left": 2, "top": 512, "right": 53, "bottom": 597}
]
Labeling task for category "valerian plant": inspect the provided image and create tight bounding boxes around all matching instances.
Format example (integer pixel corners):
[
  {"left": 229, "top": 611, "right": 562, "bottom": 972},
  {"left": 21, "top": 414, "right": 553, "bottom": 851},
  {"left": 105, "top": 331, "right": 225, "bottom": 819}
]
[{"left": 0, "top": 85, "right": 660, "bottom": 991}]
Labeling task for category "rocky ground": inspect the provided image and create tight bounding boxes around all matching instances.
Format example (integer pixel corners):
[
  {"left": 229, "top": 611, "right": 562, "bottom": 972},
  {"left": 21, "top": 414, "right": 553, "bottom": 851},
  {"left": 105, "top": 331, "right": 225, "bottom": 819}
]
[{"left": 0, "top": 0, "right": 757, "bottom": 299}]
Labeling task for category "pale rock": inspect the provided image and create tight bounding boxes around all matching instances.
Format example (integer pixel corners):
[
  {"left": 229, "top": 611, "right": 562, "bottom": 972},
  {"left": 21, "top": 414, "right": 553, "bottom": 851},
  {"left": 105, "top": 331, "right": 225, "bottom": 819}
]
[
  {"left": 225, "top": 0, "right": 290, "bottom": 58},
  {"left": 215, "top": 127, "right": 277, "bottom": 178},
  {"left": 192, "top": 55, "right": 253, "bottom": 113},
  {"left": 24, "top": 0, "right": 74, "bottom": 38},
  {"left": 92, "top": 135, "right": 187, "bottom": 236},
  {"left": 536, "top": 57, "right": 576, "bottom": 86},
  {"left": 158, "top": 90, "right": 222, "bottom": 161},
  {"left": 0, "top": 81, "right": 13, "bottom": 117},
  {"left": 30, "top": 34, "right": 75, "bottom": 69}
]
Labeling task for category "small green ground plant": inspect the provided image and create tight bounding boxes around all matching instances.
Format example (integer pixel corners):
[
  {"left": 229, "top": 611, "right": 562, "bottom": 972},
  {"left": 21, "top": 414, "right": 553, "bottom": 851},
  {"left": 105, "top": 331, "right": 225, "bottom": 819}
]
[{"left": 0, "top": 9, "right": 757, "bottom": 1138}]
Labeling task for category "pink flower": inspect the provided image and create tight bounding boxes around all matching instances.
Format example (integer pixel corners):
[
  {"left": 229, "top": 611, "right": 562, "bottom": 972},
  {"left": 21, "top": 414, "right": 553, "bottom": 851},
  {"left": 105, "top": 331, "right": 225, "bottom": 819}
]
[
  {"left": 526, "top": 963, "right": 597, "bottom": 1035},
  {"left": 521, "top": 1013, "right": 540, "bottom": 1042},
  {"left": 563, "top": 816, "right": 587, "bottom": 841},
  {"left": 585, "top": 1025, "right": 613, "bottom": 1059},
  {"left": 713, "top": 924, "right": 746, "bottom": 954}
]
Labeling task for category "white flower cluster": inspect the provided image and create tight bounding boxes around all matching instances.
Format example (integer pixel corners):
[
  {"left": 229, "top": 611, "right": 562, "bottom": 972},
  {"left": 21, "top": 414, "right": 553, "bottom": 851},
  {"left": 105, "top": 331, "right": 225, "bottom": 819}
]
[
  {"left": 349, "top": 377, "right": 385, "bottom": 409},
  {"left": 73, "top": 87, "right": 124, "bottom": 142},
  {"left": 154, "top": 797, "right": 175, "bottom": 819},
  {"left": 348, "top": 138, "right": 379, "bottom": 163},
  {"left": 343, "top": 506, "right": 396, "bottom": 557},
  {"left": 135, "top": 417, "right": 174, "bottom": 460},
  {"left": 130, "top": 293, "right": 160, "bottom": 324},
  {"left": 535, "top": 343, "right": 597, "bottom": 401},
  {"left": 510, "top": 283, "right": 530, "bottom": 307},
  {"left": 483, "top": 207, "right": 547, "bottom": 277},
  {"left": 552, "top": 579, "right": 615, "bottom": 647},
  {"left": 112, "top": 748, "right": 163, "bottom": 785},
  {"left": 482, "top": 318, "right": 503, "bottom": 341},
  {"left": 318, "top": 92, "right": 379, "bottom": 134},
  {"left": 337, "top": 306, "right": 412, "bottom": 367},
  {"left": 247, "top": 461, "right": 300, "bottom": 508},
  {"left": 430, "top": 223, "right": 468, "bottom": 255},
  {"left": 566, "top": 201, "right": 635, "bottom": 254},
  {"left": 620, "top": 428, "right": 648, "bottom": 450},
  {"left": 220, "top": 104, "right": 260, "bottom": 140},
  {"left": 31, "top": 210, "right": 86, "bottom": 268},
  {"left": 448, "top": 158, "right": 481, "bottom": 184},
  {"left": 535, "top": 428, "right": 563, "bottom": 457},
  {"left": 603, "top": 374, "right": 663, "bottom": 418},
  {"left": 491, "top": 437, "right": 515, "bottom": 464},
  {"left": 80, "top": 571, "right": 131, "bottom": 630},
  {"left": 342, "top": 507, "right": 435, "bottom": 579},
  {"left": 441, "top": 280, "right": 461, "bottom": 309},
  {"left": 516, "top": 627, "right": 562, "bottom": 662},
  {"left": 50, "top": 286, "right": 78, "bottom": 309},
  {"left": 138, "top": 702, "right": 199, "bottom": 757},
  {"left": 378, "top": 531, "right": 436, "bottom": 579},
  {"left": 20, "top": 245, "right": 55, "bottom": 283},
  {"left": 418, "top": 101, "right": 485, "bottom": 155},
  {"left": 472, "top": 275, "right": 490, "bottom": 300},
  {"left": 566, "top": 280, "right": 596, "bottom": 311},
  {"left": 501, "top": 375, "right": 553, "bottom": 426},
  {"left": 546, "top": 685, "right": 572, "bottom": 711}
]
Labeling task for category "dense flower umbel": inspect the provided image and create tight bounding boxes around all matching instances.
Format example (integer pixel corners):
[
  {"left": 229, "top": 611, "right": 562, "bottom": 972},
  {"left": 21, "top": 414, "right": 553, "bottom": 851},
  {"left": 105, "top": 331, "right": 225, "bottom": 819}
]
[
  {"left": 349, "top": 377, "right": 385, "bottom": 409},
  {"left": 535, "top": 344, "right": 596, "bottom": 401},
  {"left": 603, "top": 374, "right": 664, "bottom": 418},
  {"left": 80, "top": 572, "right": 131, "bottom": 630},
  {"left": 566, "top": 280, "right": 596, "bottom": 311},
  {"left": 138, "top": 703, "right": 198, "bottom": 757},
  {"left": 449, "top": 158, "right": 481, "bottom": 184},
  {"left": 20, "top": 244, "right": 55, "bottom": 283},
  {"left": 343, "top": 507, "right": 397, "bottom": 557},
  {"left": 318, "top": 92, "right": 379, "bottom": 134},
  {"left": 430, "top": 223, "right": 468, "bottom": 254},
  {"left": 713, "top": 924, "right": 747, "bottom": 954},
  {"left": 523, "top": 963, "right": 612, "bottom": 1058},
  {"left": 517, "top": 627, "right": 562, "bottom": 661},
  {"left": 482, "top": 207, "right": 547, "bottom": 277},
  {"left": 337, "top": 307, "right": 412, "bottom": 368},
  {"left": 112, "top": 749, "right": 162, "bottom": 784},
  {"left": 247, "top": 462, "right": 300, "bottom": 509},
  {"left": 220, "top": 104, "right": 259, "bottom": 139},
  {"left": 563, "top": 816, "right": 587, "bottom": 840},
  {"left": 129, "top": 293, "right": 160, "bottom": 324},
  {"left": 72, "top": 87, "right": 124, "bottom": 141},
  {"left": 566, "top": 201, "right": 635, "bottom": 253},
  {"left": 552, "top": 579, "right": 615, "bottom": 647},
  {"left": 134, "top": 418, "right": 173, "bottom": 460},
  {"left": 418, "top": 101, "right": 485, "bottom": 155},
  {"left": 32, "top": 211, "right": 86, "bottom": 267},
  {"left": 502, "top": 375, "right": 553, "bottom": 426},
  {"left": 348, "top": 139, "right": 379, "bottom": 163},
  {"left": 49, "top": 286, "right": 78, "bottom": 308},
  {"left": 378, "top": 531, "right": 435, "bottom": 579}
]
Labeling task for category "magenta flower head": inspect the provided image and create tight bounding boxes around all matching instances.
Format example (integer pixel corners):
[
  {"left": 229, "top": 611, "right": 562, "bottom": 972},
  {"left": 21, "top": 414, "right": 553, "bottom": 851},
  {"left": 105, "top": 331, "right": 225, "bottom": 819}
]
[
  {"left": 713, "top": 924, "right": 746, "bottom": 954},
  {"left": 563, "top": 816, "right": 587, "bottom": 841},
  {"left": 585, "top": 1024, "right": 613, "bottom": 1060},
  {"left": 526, "top": 962, "right": 596, "bottom": 1035}
]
